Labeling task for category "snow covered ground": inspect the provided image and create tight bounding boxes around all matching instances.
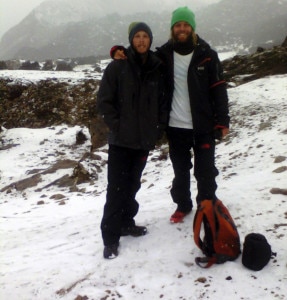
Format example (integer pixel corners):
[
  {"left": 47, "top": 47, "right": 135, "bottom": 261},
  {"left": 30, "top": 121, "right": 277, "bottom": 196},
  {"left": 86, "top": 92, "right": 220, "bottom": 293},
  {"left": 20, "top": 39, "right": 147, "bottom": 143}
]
[
  {"left": 0, "top": 68, "right": 287, "bottom": 300},
  {"left": 0, "top": 51, "right": 233, "bottom": 85},
  {"left": 0, "top": 65, "right": 103, "bottom": 84}
]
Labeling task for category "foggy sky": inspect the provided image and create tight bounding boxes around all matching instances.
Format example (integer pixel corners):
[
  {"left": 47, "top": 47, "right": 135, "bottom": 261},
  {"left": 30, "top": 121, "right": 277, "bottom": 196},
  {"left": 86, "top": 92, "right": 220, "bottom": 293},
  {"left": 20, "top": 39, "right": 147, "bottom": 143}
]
[
  {"left": 0, "top": 0, "right": 45, "bottom": 39},
  {"left": 0, "top": 0, "right": 220, "bottom": 40}
]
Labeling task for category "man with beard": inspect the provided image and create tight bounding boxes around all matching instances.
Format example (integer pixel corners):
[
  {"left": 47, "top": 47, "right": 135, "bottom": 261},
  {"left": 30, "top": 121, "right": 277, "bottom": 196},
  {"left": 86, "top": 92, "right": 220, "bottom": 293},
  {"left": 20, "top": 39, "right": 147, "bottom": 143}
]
[{"left": 111, "top": 7, "right": 230, "bottom": 224}]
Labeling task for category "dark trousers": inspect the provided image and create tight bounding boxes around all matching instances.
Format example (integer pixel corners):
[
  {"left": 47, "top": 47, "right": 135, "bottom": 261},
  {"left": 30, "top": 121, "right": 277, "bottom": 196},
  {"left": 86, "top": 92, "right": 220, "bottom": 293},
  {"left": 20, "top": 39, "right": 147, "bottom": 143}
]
[
  {"left": 101, "top": 145, "right": 149, "bottom": 246},
  {"left": 167, "top": 127, "right": 219, "bottom": 208}
]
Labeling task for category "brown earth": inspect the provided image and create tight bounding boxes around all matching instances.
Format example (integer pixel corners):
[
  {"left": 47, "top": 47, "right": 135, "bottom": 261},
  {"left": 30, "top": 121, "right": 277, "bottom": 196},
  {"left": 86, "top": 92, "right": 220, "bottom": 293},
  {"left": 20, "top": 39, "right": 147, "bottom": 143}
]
[{"left": 0, "top": 38, "right": 286, "bottom": 150}]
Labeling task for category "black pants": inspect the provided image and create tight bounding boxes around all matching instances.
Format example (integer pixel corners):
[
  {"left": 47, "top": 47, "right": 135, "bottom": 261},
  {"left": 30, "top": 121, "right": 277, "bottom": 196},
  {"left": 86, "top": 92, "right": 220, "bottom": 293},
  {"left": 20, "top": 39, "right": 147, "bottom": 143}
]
[
  {"left": 167, "top": 127, "right": 219, "bottom": 209},
  {"left": 101, "top": 145, "right": 149, "bottom": 246}
]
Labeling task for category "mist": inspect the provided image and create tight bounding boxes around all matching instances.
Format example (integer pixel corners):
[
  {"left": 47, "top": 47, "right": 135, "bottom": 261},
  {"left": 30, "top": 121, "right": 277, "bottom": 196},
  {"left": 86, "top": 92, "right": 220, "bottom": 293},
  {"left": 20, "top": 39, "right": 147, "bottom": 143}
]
[
  {"left": 0, "top": 0, "right": 221, "bottom": 39},
  {"left": 0, "top": 0, "right": 45, "bottom": 39}
]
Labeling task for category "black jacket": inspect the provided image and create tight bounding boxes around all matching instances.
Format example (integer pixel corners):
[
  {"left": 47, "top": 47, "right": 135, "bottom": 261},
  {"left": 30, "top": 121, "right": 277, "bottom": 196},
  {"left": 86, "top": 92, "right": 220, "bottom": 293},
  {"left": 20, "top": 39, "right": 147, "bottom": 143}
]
[
  {"left": 97, "top": 47, "right": 167, "bottom": 150},
  {"left": 156, "top": 36, "right": 230, "bottom": 136}
]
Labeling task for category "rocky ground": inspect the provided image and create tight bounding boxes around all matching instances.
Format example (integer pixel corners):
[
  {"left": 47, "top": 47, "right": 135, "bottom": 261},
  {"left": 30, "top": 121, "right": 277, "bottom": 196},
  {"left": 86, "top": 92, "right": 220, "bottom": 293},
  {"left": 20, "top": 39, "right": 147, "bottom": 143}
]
[
  {"left": 222, "top": 41, "right": 287, "bottom": 85},
  {"left": 0, "top": 75, "right": 286, "bottom": 300},
  {"left": 0, "top": 40, "right": 287, "bottom": 300},
  {"left": 0, "top": 38, "right": 286, "bottom": 149}
]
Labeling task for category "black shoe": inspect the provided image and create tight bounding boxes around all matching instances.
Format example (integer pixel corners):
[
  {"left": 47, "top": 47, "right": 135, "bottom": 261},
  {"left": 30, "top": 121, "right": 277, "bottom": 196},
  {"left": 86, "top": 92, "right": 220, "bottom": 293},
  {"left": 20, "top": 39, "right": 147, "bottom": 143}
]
[
  {"left": 103, "top": 243, "right": 119, "bottom": 259},
  {"left": 121, "top": 225, "right": 147, "bottom": 237}
]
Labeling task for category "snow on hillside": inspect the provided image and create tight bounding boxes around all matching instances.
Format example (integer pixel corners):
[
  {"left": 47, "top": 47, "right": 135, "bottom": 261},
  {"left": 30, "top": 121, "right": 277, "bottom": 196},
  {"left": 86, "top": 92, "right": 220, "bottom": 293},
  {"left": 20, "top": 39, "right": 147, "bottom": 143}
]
[
  {"left": 0, "top": 65, "right": 103, "bottom": 84},
  {"left": 0, "top": 72, "right": 287, "bottom": 300},
  {"left": 34, "top": 0, "right": 218, "bottom": 25},
  {"left": 0, "top": 51, "right": 233, "bottom": 85}
]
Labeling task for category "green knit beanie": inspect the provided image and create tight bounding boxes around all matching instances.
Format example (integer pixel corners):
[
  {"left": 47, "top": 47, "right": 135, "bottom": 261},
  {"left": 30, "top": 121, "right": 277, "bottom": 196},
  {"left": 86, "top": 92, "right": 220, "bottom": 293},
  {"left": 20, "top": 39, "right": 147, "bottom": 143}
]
[{"left": 170, "top": 6, "right": 196, "bottom": 30}]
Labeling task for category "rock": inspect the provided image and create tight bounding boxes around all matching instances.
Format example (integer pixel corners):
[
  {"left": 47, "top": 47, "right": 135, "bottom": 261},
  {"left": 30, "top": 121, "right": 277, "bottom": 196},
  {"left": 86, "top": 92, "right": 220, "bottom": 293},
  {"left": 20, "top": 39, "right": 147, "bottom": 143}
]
[
  {"left": 50, "top": 194, "right": 66, "bottom": 200},
  {"left": 195, "top": 277, "right": 207, "bottom": 283},
  {"left": 222, "top": 43, "right": 287, "bottom": 85},
  {"left": 76, "top": 129, "right": 88, "bottom": 145},
  {"left": 74, "top": 296, "right": 89, "bottom": 300},
  {"left": 72, "top": 163, "right": 91, "bottom": 184},
  {"left": 42, "top": 60, "right": 54, "bottom": 70},
  {"left": 272, "top": 166, "right": 287, "bottom": 173},
  {"left": 19, "top": 61, "right": 40, "bottom": 70},
  {"left": 89, "top": 117, "right": 108, "bottom": 151},
  {"left": 274, "top": 156, "right": 286, "bottom": 163},
  {"left": 270, "top": 188, "right": 287, "bottom": 195},
  {"left": 0, "top": 60, "right": 7, "bottom": 70},
  {"left": 282, "top": 36, "right": 287, "bottom": 47},
  {"left": 0, "top": 78, "right": 107, "bottom": 150},
  {"left": 0, "top": 174, "right": 42, "bottom": 192},
  {"left": 56, "top": 61, "right": 73, "bottom": 71},
  {"left": 42, "top": 160, "right": 77, "bottom": 174}
]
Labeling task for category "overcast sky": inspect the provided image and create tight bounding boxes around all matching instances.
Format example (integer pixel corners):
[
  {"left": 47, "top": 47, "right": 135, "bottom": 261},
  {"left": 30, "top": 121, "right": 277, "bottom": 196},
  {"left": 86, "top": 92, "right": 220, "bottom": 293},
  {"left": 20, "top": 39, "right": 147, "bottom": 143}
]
[
  {"left": 0, "top": 0, "right": 220, "bottom": 40},
  {"left": 0, "top": 0, "right": 45, "bottom": 38}
]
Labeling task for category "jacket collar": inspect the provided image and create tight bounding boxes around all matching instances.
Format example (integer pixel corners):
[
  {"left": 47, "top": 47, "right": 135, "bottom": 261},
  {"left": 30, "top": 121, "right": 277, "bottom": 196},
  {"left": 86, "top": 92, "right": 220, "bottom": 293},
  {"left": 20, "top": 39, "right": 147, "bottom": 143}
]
[{"left": 126, "top": 46, "right": 162, "bottom": 74}]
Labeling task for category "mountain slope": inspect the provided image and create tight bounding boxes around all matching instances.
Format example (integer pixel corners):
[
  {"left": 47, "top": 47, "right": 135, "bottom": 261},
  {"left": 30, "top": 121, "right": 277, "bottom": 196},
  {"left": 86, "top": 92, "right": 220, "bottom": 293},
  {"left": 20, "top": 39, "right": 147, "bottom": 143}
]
[
  {"left": 0, "top": 0, "right": 286, "bottom": 60},
  {"left": 196, "top": 0, "right": 287, "bottom": 52},
  {"left": 0, "top": 74, "right": 287, "bottom": 299}
]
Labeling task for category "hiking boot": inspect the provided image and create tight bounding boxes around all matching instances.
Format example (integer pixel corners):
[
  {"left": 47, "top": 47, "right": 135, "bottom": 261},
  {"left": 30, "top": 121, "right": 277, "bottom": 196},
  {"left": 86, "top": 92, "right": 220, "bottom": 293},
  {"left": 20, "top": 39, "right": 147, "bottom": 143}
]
[
  {"left": 103, "top": 243, "right": 119, "bottom": 259},
  {"left": 170, "top": 209, "right": 191, "bottom": 223},
  {"left": 121, "top": 225, "right": 147, "bottom": 237}
]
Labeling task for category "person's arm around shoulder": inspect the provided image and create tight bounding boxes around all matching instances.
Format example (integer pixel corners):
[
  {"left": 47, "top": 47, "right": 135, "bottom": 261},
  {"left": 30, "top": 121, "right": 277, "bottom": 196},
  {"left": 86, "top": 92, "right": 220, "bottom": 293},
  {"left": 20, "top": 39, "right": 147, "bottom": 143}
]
[{"left": 110, "top": 45, "right": 127, "bottom": 60}]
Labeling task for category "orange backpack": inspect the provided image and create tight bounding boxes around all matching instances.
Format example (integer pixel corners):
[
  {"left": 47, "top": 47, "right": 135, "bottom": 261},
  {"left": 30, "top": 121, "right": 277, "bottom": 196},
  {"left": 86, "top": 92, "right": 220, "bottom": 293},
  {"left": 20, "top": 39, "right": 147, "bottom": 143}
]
[{"left": 193, "top": 199, "right": 241, "bottom": 268}]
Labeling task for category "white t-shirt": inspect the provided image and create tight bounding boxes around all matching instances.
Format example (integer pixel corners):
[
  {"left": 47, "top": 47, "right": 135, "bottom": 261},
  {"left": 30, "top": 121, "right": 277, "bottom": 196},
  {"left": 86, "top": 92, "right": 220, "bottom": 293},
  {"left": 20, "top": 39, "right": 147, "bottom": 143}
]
[{"left": 169, "top": 51, "right": 193, "bottom": 129}]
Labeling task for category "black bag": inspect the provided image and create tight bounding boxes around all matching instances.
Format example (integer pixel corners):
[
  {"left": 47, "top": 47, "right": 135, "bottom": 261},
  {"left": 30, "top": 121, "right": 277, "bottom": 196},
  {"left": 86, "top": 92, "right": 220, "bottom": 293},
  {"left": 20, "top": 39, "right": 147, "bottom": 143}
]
[{"left": 242, "top": 233, "right": 275, "bottom": 271}]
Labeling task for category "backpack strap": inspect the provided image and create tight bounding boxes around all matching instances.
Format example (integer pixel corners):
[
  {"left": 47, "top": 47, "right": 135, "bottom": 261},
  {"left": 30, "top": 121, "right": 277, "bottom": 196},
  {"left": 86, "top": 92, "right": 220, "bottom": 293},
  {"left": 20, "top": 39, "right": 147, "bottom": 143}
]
[
  {"left": 193, "top": 200, "right": 217, "bottom": 268},
  {"left": 195, "top": 256, "right": 217, "bottom": 268},
  {"left": 193, "top": 200, "right": 215, "bottom": 250},
  {"left": 193, "top": 203, "right": 205, "bottom": 250}
]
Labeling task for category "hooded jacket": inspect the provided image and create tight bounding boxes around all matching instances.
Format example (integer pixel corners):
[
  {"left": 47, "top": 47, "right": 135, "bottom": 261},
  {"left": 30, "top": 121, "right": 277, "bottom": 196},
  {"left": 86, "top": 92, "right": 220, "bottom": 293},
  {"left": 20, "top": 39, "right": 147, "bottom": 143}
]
[
  {"left": 97, "top": 47, "right": 167, "bottom": 150},
  {"left": 155, "top": 36, "right": 229, "bottom": 136}
]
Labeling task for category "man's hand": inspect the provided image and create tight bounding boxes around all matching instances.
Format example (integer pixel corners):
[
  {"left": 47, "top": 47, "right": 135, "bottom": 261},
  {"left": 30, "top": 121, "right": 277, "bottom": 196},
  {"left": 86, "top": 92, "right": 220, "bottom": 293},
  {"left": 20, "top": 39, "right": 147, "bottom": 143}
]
[
  {"left": 110, "top": 45, "right": 127, "bottom": 60},
  {"left": 114, "top": 49, "right": 127, "bottom": 60},
  {"left": 214, "top": 125, "right": 229, "bottom": 140},
  {"left": 221, "top": 127, "right": 229, "bottom": 139}
]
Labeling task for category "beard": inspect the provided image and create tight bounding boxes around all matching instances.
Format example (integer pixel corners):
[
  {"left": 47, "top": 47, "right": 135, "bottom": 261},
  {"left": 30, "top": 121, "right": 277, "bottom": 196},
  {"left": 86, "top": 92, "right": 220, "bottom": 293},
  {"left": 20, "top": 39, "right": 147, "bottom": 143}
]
[
  {"left": 172, "top": 30, "right": 193, "bottom": 43},
  {"left": 171, "top": 30, "right": 195, "bottom": 55}
]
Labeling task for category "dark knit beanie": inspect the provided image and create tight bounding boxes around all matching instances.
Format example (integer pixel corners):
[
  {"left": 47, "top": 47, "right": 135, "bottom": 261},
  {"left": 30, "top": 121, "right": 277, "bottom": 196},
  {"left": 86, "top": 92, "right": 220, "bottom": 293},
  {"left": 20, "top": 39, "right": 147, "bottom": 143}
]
[
  {"left": 128, "top": 22, "right": 153, "bottom": 45},
  {"left": 171, "top": 6, "right": 196, "bottom": 30},
  {"left": 242, "top": 233, "right": 275, "bottom": 271}
]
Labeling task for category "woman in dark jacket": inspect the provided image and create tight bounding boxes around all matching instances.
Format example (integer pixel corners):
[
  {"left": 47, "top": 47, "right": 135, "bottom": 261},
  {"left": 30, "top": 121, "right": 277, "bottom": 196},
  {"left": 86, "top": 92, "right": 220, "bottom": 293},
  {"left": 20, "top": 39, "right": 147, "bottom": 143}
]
[{"left": 97, "top": 22, "right": 167, "bottom": 259}]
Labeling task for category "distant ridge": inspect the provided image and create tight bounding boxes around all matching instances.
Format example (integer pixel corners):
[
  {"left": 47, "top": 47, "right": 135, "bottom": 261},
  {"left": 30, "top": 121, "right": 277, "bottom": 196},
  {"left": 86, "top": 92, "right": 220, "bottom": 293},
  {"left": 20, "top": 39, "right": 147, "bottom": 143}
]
[{"left": 0, "top": 0, "right": 286, "bottom": 60}]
